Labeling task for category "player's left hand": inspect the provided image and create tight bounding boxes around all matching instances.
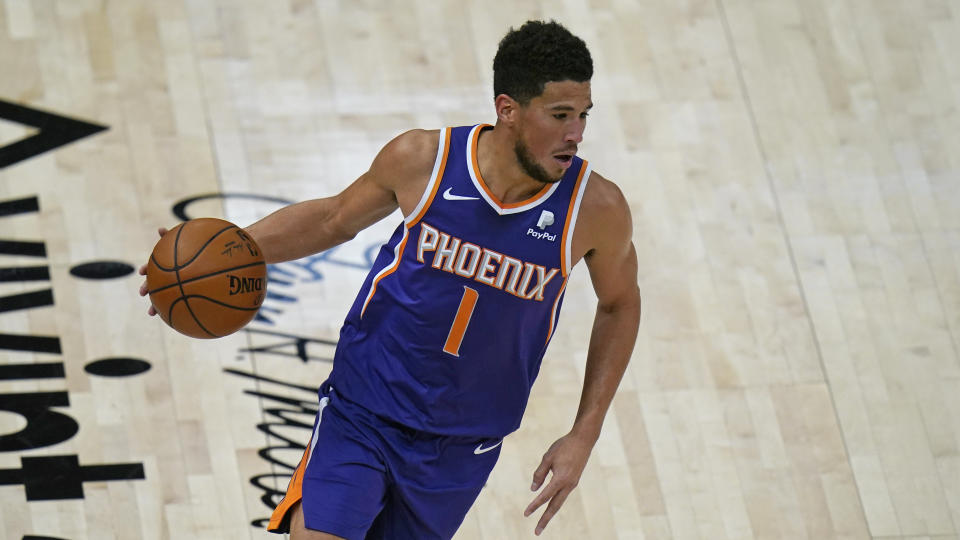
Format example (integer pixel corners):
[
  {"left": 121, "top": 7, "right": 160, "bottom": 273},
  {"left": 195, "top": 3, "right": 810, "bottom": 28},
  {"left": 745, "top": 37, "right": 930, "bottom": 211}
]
[
  {"left": 524, "top": 430, "right": 595, "bottom": 535},
  {"left": 138, "top": 227, "right": 168, "bottom": 316}
]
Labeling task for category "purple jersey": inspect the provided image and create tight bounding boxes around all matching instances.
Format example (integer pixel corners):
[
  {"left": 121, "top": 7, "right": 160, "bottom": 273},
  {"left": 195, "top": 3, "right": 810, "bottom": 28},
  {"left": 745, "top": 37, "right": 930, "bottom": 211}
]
[{"left": 329, "top": 124, "right": 591, "bottom": 437}]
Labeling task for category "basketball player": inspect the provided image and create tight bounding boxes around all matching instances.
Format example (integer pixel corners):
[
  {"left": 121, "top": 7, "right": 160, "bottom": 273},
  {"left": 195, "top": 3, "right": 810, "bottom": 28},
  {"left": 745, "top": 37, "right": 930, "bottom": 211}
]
[{"left": 141, "top": 20, "right": 639, "bottom": 539}]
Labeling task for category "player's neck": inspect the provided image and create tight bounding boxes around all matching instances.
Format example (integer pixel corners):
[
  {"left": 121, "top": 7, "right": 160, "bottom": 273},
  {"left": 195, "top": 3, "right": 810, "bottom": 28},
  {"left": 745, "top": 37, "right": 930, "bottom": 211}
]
[{"left": 477, "top": 126, "right": 548, "bottom": 204}]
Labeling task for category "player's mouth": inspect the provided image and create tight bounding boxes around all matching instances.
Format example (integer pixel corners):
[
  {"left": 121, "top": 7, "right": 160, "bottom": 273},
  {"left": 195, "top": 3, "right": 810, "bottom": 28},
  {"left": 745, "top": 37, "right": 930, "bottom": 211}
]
[{"left": 553, "top": 152, "right": 576, "bottom": 169}]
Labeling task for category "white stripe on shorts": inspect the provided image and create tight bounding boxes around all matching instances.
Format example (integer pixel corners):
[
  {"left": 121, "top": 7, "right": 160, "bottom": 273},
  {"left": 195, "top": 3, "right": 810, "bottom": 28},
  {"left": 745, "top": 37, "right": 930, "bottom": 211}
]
[{"left": 305, "top": 395, "right": 330, "bottom": 468}]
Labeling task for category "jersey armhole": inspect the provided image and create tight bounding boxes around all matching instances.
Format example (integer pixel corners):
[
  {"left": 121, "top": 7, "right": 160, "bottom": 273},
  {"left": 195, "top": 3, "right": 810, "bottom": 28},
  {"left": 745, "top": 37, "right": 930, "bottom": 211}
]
[
  {"left": 561, "top": 161, "right": 592, "bottom": 277},
  {"left": 405, "top": 127, "right": 451, "bottom": 227}
]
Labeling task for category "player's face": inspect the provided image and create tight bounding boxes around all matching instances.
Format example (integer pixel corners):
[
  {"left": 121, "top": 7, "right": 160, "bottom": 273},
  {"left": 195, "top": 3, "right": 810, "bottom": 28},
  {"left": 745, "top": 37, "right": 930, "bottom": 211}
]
[{"left": 514, "top": 80, "right": 592, "bottom": 184}]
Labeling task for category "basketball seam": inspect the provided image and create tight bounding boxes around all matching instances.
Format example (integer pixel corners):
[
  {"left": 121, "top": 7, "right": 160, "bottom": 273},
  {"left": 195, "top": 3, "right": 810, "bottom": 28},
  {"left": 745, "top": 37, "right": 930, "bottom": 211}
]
[
  {"left": 151, "top": 224, "right": 239, "bottom": 271},
  {"left": 179, "top": 225, "right": 239, "bottom": 268},
  {"left": 172, "top": 224, "right": 216, "bottom": 338},
  {"left": 150, "top": 253, "right": 176, "bottom": 272},
  {"left": 166, "top": 296, "right": 217, "bottom": 337},
  {"left": 148, "top": 261, "right": 267, "bottom": 295},
  {"left": 173, "top": 294, "right": 263, "bottom": 312}
]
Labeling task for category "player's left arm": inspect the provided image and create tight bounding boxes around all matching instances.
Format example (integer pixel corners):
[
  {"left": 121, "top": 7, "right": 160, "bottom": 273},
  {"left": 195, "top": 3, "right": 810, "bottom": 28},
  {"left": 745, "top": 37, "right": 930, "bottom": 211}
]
[{"left": 524, "top": 173, "right": 641, "bottom": 536}]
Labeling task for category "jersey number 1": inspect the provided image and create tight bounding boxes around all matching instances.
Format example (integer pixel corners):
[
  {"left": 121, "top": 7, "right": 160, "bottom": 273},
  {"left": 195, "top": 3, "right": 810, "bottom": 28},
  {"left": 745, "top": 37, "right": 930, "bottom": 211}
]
[{"left": 443, "top": 286, "right": 478, "bottom": 356}]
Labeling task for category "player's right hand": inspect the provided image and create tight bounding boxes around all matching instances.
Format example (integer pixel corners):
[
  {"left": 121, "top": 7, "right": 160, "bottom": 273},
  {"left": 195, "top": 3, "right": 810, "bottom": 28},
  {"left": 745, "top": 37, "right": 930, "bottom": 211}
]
[{"left": 139, "top": 227, "right": 169, "bottom": 316}]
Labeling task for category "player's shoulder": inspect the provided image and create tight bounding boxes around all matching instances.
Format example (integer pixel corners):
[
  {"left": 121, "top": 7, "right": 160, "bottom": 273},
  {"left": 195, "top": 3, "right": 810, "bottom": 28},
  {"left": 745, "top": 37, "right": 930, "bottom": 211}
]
[
  {"left": 369, "top": 129, "right": 441, "bottom": 190},
  {"left": 575, "top": 169, "right": 633, "bottom": 247},
  {"left": 377, "top": 129, "right": 440, "bottom": 170},
  {"left": 581, "top": 170, "right": 630, "bottom": 224}
]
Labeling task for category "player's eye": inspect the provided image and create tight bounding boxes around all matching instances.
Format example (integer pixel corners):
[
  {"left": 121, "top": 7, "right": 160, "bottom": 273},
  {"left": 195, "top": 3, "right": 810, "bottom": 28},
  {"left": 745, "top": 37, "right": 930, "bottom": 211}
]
[
  {"left": 580, "top": 112, "right": 590, "bottom": 119},
  {"left": 553, "top": 113, "right": 567, "bottom": 120}
]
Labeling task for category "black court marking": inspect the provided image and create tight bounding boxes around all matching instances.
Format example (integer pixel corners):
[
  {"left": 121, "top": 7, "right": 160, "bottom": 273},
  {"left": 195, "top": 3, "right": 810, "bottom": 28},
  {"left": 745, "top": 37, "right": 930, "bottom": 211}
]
[
  {"left": 0, "top": 333, "right": 61, "bottom": 354},
  {"left": 0, "top": 454, "right": 145, "bottom": 501},
  {"left": 150, "top": 224, "right": 238, "bottom": 272},
  {"left": 0, "top": 196, "right": 39, "bottom": 216},
  {"left": 0, "top": 289, "right": 53, "bottom": 313},
  {"left": 0, "top": 240, "right": 46, "bottom": 257},
  {"left": 84, "top": 358, "right": 151, "bottom": 377},
  {"left": 0, "top": 266, "right": 49, "bottom": 282},
  {"left": 0, "top": 362, "right": 64, "bottom": 380},
  {"left": 69, "top": 260, "right": 135, "bottom": 280},
  {"left": 147, "top": 260, "right": 266, "bottom": 295},
  {"left": 172, "top": 192, "right": 293, "bottom": 222},
  {"left": 0, "top": 99, "right": 107, "bottom": 169}
]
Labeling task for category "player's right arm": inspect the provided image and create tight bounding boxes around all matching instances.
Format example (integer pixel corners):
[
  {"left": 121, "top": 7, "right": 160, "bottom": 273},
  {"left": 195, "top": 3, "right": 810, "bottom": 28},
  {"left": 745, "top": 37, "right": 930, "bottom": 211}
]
[
  {"left": 138, "top": 129, "right": 438, "bottom": 314},
  {"left": 244, "top": 129, "right": 439, "bottom": 264}
]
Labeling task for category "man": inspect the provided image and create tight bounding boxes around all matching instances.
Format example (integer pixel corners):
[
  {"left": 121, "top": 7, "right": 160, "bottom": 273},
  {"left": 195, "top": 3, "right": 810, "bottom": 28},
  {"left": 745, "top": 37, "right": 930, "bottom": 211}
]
[{"left": 144, "top": 20, "right": 639, "bottom": 539}]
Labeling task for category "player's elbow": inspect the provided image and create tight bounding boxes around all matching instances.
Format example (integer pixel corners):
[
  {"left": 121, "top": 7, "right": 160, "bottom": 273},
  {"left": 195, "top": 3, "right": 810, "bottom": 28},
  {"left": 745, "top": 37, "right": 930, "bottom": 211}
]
[
  {"left": 325, "top": 220, "right": 359, "bottom": 246},
  {"left": 598, "top": 285, "right": 641, "bottom": 317},
  {"left": 321, "top": 198, "right": 363, "bottom": 246}
]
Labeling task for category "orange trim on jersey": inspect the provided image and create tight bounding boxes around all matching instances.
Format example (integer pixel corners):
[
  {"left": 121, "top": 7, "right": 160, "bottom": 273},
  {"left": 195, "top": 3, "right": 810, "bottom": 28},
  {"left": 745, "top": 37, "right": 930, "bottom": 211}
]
[
  {"left": 443, "top": 286, "right": 479, "bottom": 356},
  {"left": 559, "top": 161, "right": 589, "bottom": 278},
  {"left": 546, "top": 278, "right": 569, "bottom": 344},
  {"left": 267, "top": 436, "right": 312, "bottom": 531},
  {"left": 408, "top": 127, "right": 452, "bottom": 227},
  {"left": 361, "top": 228, "right": 409, "bottom": 318},
  {"left": 470, "top": 125, "right": 552, "bottom": 210}
]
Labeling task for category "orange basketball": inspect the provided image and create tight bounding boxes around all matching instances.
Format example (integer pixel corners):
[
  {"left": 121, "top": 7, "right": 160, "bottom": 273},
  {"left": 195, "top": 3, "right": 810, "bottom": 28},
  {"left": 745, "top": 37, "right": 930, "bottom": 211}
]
[{"left": 146, "top": 218, "right": 267, "bottom": 339}]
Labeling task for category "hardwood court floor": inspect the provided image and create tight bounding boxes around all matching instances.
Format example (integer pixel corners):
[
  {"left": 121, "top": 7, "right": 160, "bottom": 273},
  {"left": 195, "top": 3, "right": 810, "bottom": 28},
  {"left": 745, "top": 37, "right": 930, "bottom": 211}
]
[{"left": 1, "top": 1, "right": 958, "bottom": 539}]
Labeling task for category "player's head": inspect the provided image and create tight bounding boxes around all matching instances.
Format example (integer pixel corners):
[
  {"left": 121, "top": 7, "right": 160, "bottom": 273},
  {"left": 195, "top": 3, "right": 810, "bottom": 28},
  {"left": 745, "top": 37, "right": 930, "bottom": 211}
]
[
  {"left": 494, "top": 20, "right": 593, "bottom": 106},
  {"left": 493, "top": 20, "right": 594, "bottom": 184}
]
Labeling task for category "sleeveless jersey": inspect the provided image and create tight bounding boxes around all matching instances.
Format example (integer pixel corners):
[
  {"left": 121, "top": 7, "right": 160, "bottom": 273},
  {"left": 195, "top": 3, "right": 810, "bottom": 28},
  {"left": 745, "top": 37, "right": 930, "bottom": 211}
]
[{"left": 328, "top": 124, "right": 591, "bottom": 438}]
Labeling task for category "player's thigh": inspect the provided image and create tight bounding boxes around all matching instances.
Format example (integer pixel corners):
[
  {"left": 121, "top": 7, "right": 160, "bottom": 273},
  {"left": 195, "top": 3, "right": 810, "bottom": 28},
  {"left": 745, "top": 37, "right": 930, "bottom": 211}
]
[
  {"left": 290, "top": 501, "right": 346, "bottom": 540},
  {"left": 297, "top": 390, "right": 390, "bottom": 538},
  {"left": 370, "top": 436, "right": 503, "bottom": 538}
]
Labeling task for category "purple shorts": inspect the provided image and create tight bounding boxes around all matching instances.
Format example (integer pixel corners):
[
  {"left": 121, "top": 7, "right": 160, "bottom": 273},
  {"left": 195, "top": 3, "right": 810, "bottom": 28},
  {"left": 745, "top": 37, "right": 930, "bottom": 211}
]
[{"left": 268, "top": 383, "right": 503, "bottom": 539}]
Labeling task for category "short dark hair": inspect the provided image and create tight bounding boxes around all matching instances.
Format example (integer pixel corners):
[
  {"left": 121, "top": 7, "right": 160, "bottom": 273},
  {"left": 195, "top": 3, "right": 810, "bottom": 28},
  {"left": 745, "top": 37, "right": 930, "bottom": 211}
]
[{"left": 493, "top": 20, "right": 593, "bottom": 105}]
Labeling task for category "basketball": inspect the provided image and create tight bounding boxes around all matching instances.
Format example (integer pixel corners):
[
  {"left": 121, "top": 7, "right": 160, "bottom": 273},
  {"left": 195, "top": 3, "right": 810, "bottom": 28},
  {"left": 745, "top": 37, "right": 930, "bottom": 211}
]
[{"left": 146, "top": 217, "right": 267, "bottom": 339}]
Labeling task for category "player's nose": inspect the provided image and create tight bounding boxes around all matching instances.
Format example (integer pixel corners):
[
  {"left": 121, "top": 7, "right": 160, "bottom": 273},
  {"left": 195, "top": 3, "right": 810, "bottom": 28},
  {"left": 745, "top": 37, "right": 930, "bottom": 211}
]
[{"left": 564, "top": 124, "right": 584, "bottom": 145}]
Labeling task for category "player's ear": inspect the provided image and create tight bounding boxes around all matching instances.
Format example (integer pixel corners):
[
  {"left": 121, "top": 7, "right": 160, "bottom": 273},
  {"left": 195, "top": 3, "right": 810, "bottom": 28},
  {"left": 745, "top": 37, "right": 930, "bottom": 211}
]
[{"left": 495, "top": 94, "right": 521, "bottom": 125}]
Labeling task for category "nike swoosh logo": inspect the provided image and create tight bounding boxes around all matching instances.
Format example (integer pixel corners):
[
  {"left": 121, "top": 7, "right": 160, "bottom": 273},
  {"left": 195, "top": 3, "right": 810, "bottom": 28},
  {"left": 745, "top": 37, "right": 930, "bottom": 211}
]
[
  {"left": 474, "top": 441, "right": 502, "bottom": 455},
  {"left": 443, "top": 187, "right": 480, "bottom": 201}
]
